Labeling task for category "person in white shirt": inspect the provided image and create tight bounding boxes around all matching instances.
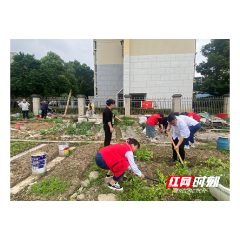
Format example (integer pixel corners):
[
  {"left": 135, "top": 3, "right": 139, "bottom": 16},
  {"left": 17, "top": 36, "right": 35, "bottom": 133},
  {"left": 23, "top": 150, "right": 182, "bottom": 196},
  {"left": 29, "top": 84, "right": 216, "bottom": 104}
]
[
  {"left": 18, "top": 99, "right": 30, "bottom": 120},
  {"left": 166, "top": 114, "right": 190, "bottom": 165},
  {"left": 179, "top": 115, "right": 201, "bottom": 149}
]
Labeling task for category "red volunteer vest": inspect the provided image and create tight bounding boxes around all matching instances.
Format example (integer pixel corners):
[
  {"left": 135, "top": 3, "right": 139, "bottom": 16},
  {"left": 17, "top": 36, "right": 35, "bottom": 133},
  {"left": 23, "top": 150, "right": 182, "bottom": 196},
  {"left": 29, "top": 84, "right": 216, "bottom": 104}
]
[
  {"left": 187, "top": 112, "right": 200, "bottom": 122},
  {"left": 146, "top": 114, "right": 161, "bottom": 126},
  {"left": 99, "top": 143, "right": 133, "bottom": 177}
]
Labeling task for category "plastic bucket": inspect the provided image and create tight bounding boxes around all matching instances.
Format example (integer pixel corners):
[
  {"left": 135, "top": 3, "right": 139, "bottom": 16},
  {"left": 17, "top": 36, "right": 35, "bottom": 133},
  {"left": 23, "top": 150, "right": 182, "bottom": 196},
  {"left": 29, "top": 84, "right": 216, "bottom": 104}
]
[
  {"left": 58, "top": 142, "right": 69, "bottom": 156},
  {"left": 218, "top": 113, "right": 228, "bottom": 119},
  {"left": 17, "top": 122, "right": 24, "bottom": 130},
  {"left": 38, "top": 110, "right": 42, "bottom": 115},
  {"left": 31, "top": 152, "right": 47, "bottom": 175},
  {"left": 15, "top": 113, "right": 20, "bottom": 118},
  {"left": 20, "top": 125, "right": 26, "bottom": 130},
  {"left": 217, "top": 137, "right": 229, "bottom": 150}
]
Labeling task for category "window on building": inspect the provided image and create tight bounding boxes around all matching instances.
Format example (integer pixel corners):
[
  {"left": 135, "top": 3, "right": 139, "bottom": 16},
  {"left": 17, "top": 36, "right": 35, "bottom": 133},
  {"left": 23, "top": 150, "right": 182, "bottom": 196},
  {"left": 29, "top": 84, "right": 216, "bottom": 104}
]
[
  {"left": 94, "top": 50, "right": 97, "bottom": 63},
  {"left": 95, "top": 64, "right": 97, "bottom": 73},
  {"left": 94, "top": 41, "right": 97, "bottom": 49}
]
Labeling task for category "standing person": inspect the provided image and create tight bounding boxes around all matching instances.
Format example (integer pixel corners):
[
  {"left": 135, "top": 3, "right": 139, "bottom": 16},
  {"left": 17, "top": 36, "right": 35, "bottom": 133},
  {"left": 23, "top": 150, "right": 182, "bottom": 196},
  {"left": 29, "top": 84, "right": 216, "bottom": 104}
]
[
  {"left": 179, "top": 115, "right": 201, "bottom": 149},
  {"left": 88, "top": 100, "right": 95, "bottom": 118},
  {"left": 146, "top": 112, "right": 163, "bottom": 142},
  {"left": 103, "top": 99, "right": 122, "bottom": 146},
  {"left": 95, "top": 138, "right": 145, "bottom": 191},
  {"left": 18, "top": 99, "right": 30, "bottom": 120},
  {"left": 166, "top": 114, "right": 190, "bottom": 165},
  {"left": 40, "top": 100, "right": 48, "bottom": 119},
  {"left": 180, "top": 112, "right": 201, "bottom": 122}
]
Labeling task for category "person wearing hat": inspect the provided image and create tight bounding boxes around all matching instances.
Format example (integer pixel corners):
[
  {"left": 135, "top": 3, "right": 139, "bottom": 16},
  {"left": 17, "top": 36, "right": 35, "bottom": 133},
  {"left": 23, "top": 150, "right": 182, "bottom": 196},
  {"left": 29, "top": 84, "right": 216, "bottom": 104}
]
[{"left": 95, "top": 138, "right": 145, "bottom": 191}]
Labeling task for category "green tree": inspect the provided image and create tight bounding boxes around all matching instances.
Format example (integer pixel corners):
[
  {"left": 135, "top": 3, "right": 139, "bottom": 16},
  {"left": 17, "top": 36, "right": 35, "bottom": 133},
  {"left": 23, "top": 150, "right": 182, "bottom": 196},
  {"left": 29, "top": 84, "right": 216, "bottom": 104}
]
[
  {"left": 195, "top": 39, "right": 230, "bottom": 96},
  {"left": 10, "top": 52, "right": 42, "bottom": 98}
]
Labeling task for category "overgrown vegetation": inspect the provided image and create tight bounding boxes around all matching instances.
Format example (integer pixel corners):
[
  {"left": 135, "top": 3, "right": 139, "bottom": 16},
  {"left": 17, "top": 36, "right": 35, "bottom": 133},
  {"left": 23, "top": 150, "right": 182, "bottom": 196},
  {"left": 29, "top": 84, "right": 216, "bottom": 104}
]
[
  {"left": 11, "top": 142, "right": 40, "bottom": 157},
  {"left": 134, "top": 147, "right": 153, "bottom": 161},
  {"left": 64, "top": 122, "right": 94, "bottom": 135}
]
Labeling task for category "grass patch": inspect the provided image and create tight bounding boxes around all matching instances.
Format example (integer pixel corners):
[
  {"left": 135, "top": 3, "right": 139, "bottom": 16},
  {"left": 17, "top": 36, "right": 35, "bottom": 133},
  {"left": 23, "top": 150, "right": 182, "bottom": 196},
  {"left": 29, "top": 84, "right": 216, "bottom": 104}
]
[
  {"left": 10, "top": 142, "right": 40, "bottom": 157},
  {"left": 28, "top": 177, "right": 70, "bottom": 199},
  {"left": 217, "top": 149, "right": 230, "bottom": 155}
]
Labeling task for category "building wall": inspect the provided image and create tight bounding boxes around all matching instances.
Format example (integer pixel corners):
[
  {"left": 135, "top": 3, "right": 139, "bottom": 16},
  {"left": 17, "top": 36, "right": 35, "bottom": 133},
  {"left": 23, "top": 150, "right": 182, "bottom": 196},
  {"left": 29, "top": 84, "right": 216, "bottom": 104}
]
[
  {"left": 94, "top": 39, "right": 123, "bottom": 98},
  {"left": 123, "top": 39, "right": 196, "bottom": 98}
]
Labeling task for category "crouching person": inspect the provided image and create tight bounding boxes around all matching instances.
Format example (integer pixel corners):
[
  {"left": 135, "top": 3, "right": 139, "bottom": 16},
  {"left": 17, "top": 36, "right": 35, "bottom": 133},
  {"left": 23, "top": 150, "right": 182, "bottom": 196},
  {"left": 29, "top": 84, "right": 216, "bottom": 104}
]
[{"left": 95, "top": 138, "right": 145, "bottom": 191}]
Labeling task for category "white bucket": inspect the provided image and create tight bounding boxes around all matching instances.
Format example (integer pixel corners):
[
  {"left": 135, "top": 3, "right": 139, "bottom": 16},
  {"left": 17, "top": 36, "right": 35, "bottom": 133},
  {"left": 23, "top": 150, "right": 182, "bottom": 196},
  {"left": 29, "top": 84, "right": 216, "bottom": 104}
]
[
  {"left": 20, "top": 125, "right": 27, "bottom": 130},
  {"left": 31, "top": 152, "right": 47, "bottom": 175},
  {"left": 58, "top": 142, "right": 69, "bottom": 156}
]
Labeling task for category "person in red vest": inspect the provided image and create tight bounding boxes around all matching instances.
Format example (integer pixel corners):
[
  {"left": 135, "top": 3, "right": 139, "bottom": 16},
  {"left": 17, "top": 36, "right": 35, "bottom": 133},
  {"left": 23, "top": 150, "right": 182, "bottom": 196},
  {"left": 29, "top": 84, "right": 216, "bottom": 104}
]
[
  {"left": 146, "top": 112, "right": 163, "bottom": 142},
  {"left": 181, "top": 112, "right": 200, "bottom": 122},
  {"left": 95, "top": 138, "right": 145, "bottom": 191}
]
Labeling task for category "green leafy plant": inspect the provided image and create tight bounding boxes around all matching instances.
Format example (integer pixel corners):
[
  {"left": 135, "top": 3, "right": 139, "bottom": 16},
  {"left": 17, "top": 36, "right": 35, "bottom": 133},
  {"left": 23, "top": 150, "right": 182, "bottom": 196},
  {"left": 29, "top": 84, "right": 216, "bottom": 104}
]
[
  {"left": 28, "top": 177, "right": 70, "bottom": 199},
  {"left": 140, "top": 123, "right": 146, "bottom": 129},
  {"left": 134, "top": 147, "right": 153, "bottom": 161},
  {"left": 10, "top": 142, "right": 39, "bottom": 157}
]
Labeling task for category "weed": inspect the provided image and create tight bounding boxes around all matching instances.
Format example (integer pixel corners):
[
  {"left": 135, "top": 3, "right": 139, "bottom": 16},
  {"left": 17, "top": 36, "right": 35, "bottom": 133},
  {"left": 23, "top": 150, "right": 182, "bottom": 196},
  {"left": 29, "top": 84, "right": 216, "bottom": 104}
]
[{"left": 134, "top": 147, "right": 153, "bottom": 161}]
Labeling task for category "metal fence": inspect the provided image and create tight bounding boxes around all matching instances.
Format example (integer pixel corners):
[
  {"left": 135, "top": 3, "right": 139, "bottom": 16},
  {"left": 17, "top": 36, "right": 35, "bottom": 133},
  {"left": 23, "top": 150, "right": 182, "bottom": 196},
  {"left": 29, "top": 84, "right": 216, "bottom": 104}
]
[
  {"left": 192, "top": 96, "right": 224, "bottom": 114},
  {"left": 85, "top": 97, "right": 123, "bottom": 108},
  {"left": 131, "top": 97, "right": 172, "bottom": 109}
]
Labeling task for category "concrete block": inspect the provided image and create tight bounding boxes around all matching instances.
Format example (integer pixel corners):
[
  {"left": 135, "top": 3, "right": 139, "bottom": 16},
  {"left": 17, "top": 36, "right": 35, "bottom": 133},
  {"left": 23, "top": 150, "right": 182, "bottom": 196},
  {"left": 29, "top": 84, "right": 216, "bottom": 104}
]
[
  {"left": 175, "top": 54, "right": 185, "bottom": 61},
  {"left": 135, "top": 81, "right": 146, "bottom": 88},
  {"left": 179, "top": 74, "right": 189, "bottom": 80},
  {"left": 165, "top": 54, "right": 175, "bottom": 61},
  {"left": 146, "top": 55, "right": 157, "bottom": 62},
  {"left": 129, "top": 75, "right": 133, "bottom": 82},
  {"left": 184, "top": 66, "right": 194, "bottom": 74},
  {"left": 101, "top": 65, "right": 108, "bottom": 71},
  {"left": 134, "top": 62, "right": 142, "bottom": 69},
  {"left": 129, "top": 62, "right": 133, "bottom": 69},
  {"left": 134, "top": 75, "right": 142, "bottom": 81},
  {"left": 138, "top": 55, "right": 146, "bottom": 62},
  {"left": 178, "top": 86, "right": 191, "bottom": 93},
  {"left": 133, "top": 87, "right": 142, "bottom": 93},
  {"left": 174, "top": 67, "right": 185, "bottom": 74},
  {"left": 165, "top": 81, "right": 175, "bottom": 87},
  {"left": 160, "top": 74, "right": 170, "bottom": 81},
  {"left": 174, "top": 80, "right": 185, "bottom": 87},
  {"left": 166, "top": 68, "right": 175, "bottom": 74},
  {"left": 142, "top": 75, "right": 152, "bottom": 81},
  {"left": 124, "top": 68, "right": 129, "bottom": 75},
  {"left": 184, "top": 54, "right": 195, "bottom": 61},
  {"left": 171, "top": 87, "right": 179, "bottom": 93},
  {"left": 157, "top": 55, "right": 166, "bottom": 61},
  {"left": 147, "top": 81, "right": 156, "bottom": 87},
  {"left": 151, "top": 62, "right": 161, "bottom": 68},
  {"left": 188, "top": 74, "right": 194, "bottom": 80},
  {"left": 129, "top": 56, "right": 138, "bottom": 62},
  {"left": 179, "top": 61, "right": 190, "bottom": 67},
  {"left": 152, "top": 75, "right": 161, "bottom": 81},
  {"left": 146, "top": 68, "right": 156, "bottom": 74},
  {"left": 124, "top": 74, "right": 129, "bottom": 81},
  {"left": 183, "top": 80, "right": 192, "bottom": 86},
  {"left": 169, "top": 74, "right": 180, "bottom": 81},
  {"left": 155, "top": 80, "right": 165, "bottom": 87},
  {"left": 156, "top": 68, "right": 166, "bottom": 74},
  {"left": 159, "top": 61, "right": 171, "bottom": 68},
  {"left": 142, "top": 62, "right": 152, "bottom": 68},
  {"left": 171, "top": 61, "right": 180, "bottom": 68}
]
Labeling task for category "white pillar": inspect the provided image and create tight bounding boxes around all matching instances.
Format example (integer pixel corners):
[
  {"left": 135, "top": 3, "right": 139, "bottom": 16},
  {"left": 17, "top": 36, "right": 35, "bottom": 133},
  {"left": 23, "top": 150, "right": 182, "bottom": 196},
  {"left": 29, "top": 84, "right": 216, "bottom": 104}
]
[
  {"left": 124, "top": 94, "right": 131, "bottom": 116},
  {"left": 31, "top": 94, "right": 41, "bottom": 115},
  {"left": 223, "top": 94, "right": 230, "bottom": 118},
  {"left": 77, "top": 95, "right": 85, "bottom": 116},
  {"left": 172, "top": 94, "right": 182, "bottom": 113}
]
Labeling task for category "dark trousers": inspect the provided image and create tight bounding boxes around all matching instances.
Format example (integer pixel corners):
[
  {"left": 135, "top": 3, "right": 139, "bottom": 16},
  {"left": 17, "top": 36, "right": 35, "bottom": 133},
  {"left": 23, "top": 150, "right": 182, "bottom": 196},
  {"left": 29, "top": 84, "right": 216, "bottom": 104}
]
[
  {"left": 22, "top": 110, "right": 29, "bottom": 119},
  {"left": 41, "top": 109, "right": 47, "bottom": 119},
  {"left": 185, "top": 123, "right": 201, "bottom": 145},
  {"left": 104, "top": 125, "right": 112, "bottom": 147},
  {"left": 172, "top": 138, "right": 188, "bottom": 161}
]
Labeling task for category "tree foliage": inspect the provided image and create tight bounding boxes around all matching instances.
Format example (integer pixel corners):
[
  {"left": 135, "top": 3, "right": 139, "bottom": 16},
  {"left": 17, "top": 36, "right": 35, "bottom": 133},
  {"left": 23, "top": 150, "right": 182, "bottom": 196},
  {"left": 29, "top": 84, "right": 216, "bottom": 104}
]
[
  {"left": 195, "top": 39, "right": 230, "bottom": 96},
  {"left": 10, "top": 51, "right": 94, "bottom": 98}
]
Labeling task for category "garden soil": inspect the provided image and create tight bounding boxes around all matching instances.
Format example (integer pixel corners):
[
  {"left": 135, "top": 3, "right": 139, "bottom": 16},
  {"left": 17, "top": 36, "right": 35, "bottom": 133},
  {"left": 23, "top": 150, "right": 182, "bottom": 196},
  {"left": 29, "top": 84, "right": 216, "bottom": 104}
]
[
  {"left": 11, "top": 121, "right": 55, "bottom": 132},
  {"left": 11, "top": 143, "right": 102, "bottom": 201},
  {"left": 10, "top": 143, "right": 59, "bottom": 188}
]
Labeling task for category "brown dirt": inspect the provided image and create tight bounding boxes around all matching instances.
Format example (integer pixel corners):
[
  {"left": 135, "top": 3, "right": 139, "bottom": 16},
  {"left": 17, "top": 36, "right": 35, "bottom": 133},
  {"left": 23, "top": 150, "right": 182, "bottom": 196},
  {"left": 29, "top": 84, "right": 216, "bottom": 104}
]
[
  {"left": 11, "top": 121, "right": 56, "bottom": 132},
  {"left": 11, "top": 143, "right": 102, "bottom": 201},
  {"left": 138, "top": 145, "right": 230, "bottom": 177},
  {"left": 10, "top": 143, "right": 60, "bottom": 188}
]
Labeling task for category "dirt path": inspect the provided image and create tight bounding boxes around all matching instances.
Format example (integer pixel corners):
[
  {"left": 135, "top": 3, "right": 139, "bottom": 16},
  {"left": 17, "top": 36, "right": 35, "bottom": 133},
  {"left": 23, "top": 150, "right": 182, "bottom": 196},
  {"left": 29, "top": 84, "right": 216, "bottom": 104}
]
[
  {"left": 11, "top": 143, "right": 102, "bottom": 201},
  {"left": 10, "top": 143, "right": 60, "bottom": 188}
]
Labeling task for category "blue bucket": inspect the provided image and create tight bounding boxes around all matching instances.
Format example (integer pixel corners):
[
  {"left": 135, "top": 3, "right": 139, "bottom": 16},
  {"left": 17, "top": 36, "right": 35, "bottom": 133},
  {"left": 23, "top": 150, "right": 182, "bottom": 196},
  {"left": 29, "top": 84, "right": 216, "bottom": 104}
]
[
  {"left": 31, "top": 152, "right": 47, "bottom": 175},
  {"left": 39, "top": 109, "right": 42, "bottom": 115},
  {"left": 217, "top": 137, "right": 229, "bottom": 150}
]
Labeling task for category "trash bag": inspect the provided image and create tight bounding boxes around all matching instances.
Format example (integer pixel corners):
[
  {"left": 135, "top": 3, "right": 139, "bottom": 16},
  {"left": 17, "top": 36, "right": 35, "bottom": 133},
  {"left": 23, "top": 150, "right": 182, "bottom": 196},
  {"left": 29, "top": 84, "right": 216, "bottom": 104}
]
[{"left": 139, "top": 116, "right": 147, "bottom": 124}]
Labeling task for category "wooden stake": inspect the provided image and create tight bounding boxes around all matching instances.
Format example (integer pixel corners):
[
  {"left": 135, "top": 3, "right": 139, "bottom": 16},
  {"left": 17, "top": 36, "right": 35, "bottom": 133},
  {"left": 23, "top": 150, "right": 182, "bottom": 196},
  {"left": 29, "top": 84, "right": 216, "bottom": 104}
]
[
  {"left": 166, "top": 130, "right": 184, "bottom": 165},
  {"left": 64, "top": 90, "right": 71, "bottom": 116}
]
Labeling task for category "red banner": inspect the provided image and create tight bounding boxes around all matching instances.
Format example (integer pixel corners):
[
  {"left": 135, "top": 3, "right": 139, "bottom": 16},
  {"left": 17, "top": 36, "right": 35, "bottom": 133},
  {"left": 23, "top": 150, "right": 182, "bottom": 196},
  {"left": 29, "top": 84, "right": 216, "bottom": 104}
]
[{"left": 141, "top": 101, "right": 153, "bottom": 108}]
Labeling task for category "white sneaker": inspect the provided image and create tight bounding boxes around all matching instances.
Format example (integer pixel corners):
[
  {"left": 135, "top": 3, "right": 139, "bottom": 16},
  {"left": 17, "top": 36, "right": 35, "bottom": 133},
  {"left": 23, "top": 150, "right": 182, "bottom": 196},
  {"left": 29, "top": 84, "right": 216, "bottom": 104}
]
[
  {"left": 191, "top": 143, "right": 195, "bottom": 148},
  {"left": 188, "top": 141, "right": 192, "bottom": 146},
  {"left": 151, "top": 139, "right": 157, "bottom": 142},
  {"left": 184, "top": 145, "right": 190, "bottom": 149}
]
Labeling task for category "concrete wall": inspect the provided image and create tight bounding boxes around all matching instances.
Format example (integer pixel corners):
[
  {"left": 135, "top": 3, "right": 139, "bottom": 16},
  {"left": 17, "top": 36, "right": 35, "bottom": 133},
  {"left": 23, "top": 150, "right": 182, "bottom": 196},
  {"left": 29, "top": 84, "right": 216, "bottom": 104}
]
[
  {"left": 96, "top": 39, "right": 123, "bottom": 65},
  {"left": 129, "top": 39, "right": 195, "bottom": 55},
  {"left": 126, "top": 53, "right": 195, "bottom": 98},
  {"left": 97, "top": 64, "right": 123, "bottom": 98}
]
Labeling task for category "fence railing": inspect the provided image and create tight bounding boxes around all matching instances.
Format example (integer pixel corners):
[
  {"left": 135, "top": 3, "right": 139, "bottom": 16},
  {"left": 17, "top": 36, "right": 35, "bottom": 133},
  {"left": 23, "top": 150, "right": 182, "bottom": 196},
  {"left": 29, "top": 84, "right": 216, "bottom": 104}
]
[{"left": 192, "top": 96, "right": 224, "bottom": 114}]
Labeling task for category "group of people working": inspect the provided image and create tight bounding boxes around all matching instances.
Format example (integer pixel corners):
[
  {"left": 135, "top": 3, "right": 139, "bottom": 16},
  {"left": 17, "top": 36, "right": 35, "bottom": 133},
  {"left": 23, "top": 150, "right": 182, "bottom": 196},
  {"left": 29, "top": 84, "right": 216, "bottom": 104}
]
[{"left": 95, "top": 99, "right": 202, "bottom": 191}]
